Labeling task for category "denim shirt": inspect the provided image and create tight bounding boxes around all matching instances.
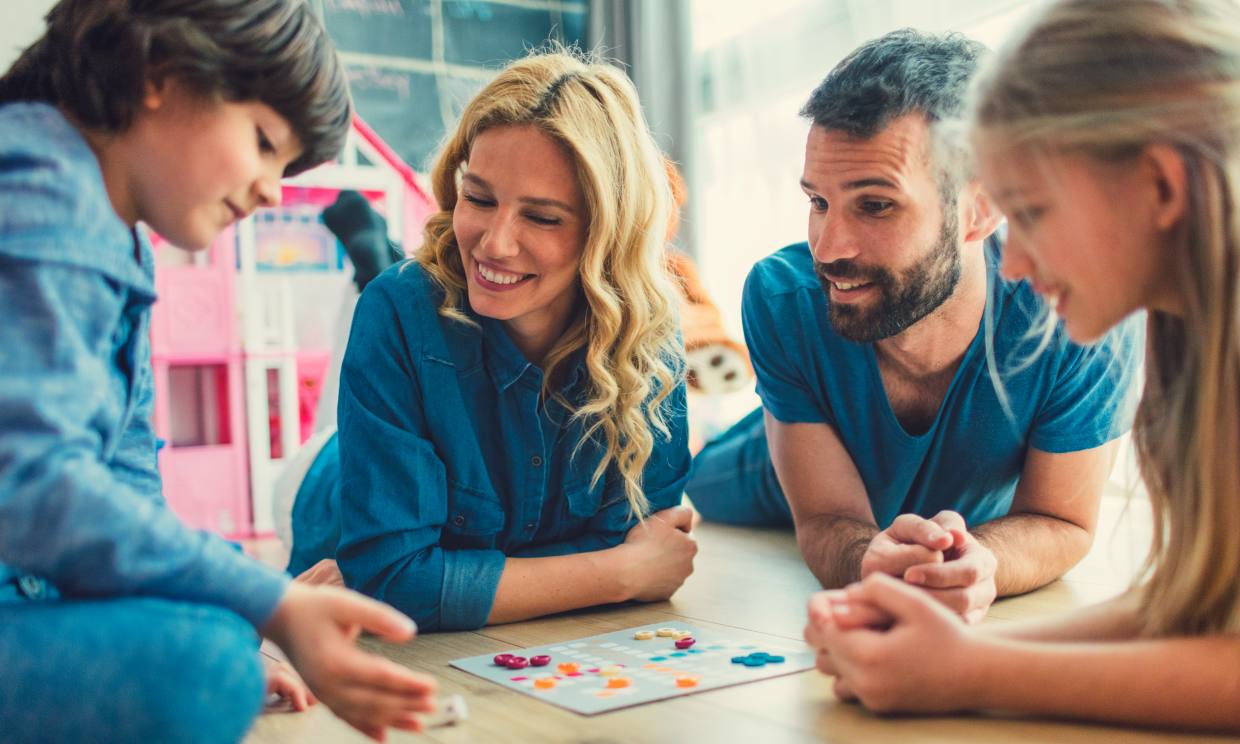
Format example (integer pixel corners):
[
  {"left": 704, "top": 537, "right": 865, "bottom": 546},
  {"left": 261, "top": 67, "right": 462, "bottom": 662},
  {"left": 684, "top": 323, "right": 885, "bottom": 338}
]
[
  {"left": 0, "top": 103, "right": 287, "bottom": 626},
  {"left": 329, "top": 262, "right": 690, "bottom": 631}
]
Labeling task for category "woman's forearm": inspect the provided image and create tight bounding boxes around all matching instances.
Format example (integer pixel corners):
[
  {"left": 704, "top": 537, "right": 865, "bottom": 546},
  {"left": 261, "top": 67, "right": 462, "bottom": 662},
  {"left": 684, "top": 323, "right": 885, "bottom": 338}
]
[{"left": 486, "top": 545, "right": 633, "bottom": 624}]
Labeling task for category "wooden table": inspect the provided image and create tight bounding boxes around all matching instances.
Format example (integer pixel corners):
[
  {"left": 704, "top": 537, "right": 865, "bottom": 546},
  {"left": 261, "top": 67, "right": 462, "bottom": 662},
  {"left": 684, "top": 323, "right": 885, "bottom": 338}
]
[{"left": 246, "top": 494, "right": 1239, "bottom": 743}]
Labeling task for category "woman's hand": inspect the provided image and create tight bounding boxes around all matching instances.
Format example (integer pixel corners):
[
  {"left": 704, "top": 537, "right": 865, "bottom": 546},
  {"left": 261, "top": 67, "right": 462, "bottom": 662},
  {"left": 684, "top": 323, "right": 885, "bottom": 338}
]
[
  {"left": 618, "top": 505, "right": 698, "bottom": 602},
  {"left": 261, "top": 583, "right": 438, "bottom": 741},
  {"left": 295, "top": 558, "right": 345, "bottom": 588}
]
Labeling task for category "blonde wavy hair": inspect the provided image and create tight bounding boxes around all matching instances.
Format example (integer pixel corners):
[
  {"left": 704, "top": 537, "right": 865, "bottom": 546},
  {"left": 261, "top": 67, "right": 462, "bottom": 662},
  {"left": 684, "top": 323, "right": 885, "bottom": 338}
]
[
  {"left": 415, "top": 49, "right": 682, "bottom": 519},
  {"left": 970, "top": 0, "right": 1240, "bottom": 636}
]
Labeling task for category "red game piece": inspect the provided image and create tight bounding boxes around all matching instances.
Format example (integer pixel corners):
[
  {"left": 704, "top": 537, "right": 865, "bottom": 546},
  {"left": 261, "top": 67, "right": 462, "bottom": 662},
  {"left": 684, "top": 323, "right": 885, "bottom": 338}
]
[
  {"left": 675, "top": 637, "right": 696, "bottom": 649},
  {"left": 493, "top": 653, "right": 515, "bottom": 666},
  {"left": 505, "top": 656, "right": 530, "bottom": 669},
  {"left": 530, "top": 655, "right": 552, "bottom": 667}
]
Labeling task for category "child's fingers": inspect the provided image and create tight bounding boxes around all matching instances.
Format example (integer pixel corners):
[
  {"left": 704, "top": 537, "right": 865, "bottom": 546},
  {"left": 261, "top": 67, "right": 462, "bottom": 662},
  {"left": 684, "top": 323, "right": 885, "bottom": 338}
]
[
  {"left": 833, "top": 675, "right": 858, "bottom": 702},
  {"left": 339, "top": 651, "right": 438, "bottom": 698},
  {"left": 828, "top": 598, "right": 894, "bottom": 630},
  {"left": 332, "top": 590, "right": 418, "bottom": 643},
  {"left": 846, "top": 573, "right": 952, "bottom": 624}
]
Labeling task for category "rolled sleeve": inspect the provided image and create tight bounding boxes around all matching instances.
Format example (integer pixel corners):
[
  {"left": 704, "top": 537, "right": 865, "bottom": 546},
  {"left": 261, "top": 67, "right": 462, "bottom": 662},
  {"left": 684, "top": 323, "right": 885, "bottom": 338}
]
[
  {"left": 741, "top": 265, "right": 830, "bottom": 425},
  {"left": 439, "top": 549, "right": 507, "bottom": 629}
]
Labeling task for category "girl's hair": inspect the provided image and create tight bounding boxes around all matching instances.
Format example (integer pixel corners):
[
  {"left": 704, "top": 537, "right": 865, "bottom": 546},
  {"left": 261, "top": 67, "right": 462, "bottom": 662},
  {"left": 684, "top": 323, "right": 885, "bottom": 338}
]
[
  {"left": 0, "top": 0, "right": 350, "bottom": 175},
  {"left": 970, "top": 0, "right": 1240, "bottom": 636},
  {"left": 416, "top": 48, "right": 681, "bottom": 519}
]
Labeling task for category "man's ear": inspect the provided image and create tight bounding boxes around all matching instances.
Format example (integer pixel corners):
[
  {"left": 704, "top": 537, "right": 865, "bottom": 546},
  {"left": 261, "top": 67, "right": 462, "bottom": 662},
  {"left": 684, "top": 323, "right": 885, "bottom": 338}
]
[
  {"left": 960, "top": 180, "right": 1003, "bottom": 243},
  {"left": 1141, "top": 143, "right": 1189, "bottom": 233}
]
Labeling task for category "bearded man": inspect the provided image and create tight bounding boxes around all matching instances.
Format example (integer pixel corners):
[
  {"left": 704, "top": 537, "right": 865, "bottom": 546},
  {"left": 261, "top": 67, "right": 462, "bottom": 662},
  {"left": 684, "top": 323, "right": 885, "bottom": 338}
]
[{"left": 686, "top": 30, "right": 1141, "bottom": 622}]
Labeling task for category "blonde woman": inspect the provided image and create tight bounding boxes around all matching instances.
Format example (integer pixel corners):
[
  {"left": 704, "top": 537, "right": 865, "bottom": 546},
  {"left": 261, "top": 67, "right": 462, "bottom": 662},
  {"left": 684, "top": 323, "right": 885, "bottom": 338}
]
[
  {"left": 805, "top": 0, "right": 1240, "bottom": 731},
  {"left": 289, "top": 50, "right": 696, "bottom": 631}
]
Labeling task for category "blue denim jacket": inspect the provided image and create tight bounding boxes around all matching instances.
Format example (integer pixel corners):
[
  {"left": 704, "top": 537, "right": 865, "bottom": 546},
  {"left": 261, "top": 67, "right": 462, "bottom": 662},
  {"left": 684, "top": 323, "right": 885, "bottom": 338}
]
[
  {"left": 0, "top": 103, "right": 287, "bottom": 626},
  {"left": 308, "top": 262, "right": 690, "bottom": 631}
]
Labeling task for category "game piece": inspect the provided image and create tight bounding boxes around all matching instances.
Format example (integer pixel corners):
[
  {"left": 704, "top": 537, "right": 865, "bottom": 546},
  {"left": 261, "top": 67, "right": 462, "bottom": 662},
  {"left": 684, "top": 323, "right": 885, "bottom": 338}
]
[
  {"left": 505, "top": 656, "right": 530, "bottom": 670},
  {"left": 427, "top": 694, "right": 469, "bottom": 728},
  {"left": 493, "top": 653, "right": 514, "bottom": 666},
  {"left": 656, "top": 627, "right": 676, "bottom": 637},
  {"left": 530, "top": 655, "right": 551, "bottom": 667},
  {"left": 633, "top": 630, "right": 655, "bottom": 641},
  {"left": 451, "top": 623, "right": 814, "bottom": 715},
  {"left": 675, "top": 637, "right": 696, "bottom": 649}
]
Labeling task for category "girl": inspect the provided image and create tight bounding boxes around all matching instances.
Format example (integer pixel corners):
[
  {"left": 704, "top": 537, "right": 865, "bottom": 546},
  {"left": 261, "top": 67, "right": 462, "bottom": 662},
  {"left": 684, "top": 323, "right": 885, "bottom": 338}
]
[
  {"left": 805, "top": 0, "right": 1240, "bottom": 731},
  {"left": 0, "top": 1, "right": 435, "bottom": 741},
  {"left": 289, "top": 50, "right": 698, "bottom": 631}
]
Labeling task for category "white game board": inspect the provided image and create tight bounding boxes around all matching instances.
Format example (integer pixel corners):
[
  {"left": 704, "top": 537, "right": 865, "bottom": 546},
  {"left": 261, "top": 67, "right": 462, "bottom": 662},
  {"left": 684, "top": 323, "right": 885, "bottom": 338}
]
[{"left": 451, "top": 621, "right": 815, "bottom": 715}]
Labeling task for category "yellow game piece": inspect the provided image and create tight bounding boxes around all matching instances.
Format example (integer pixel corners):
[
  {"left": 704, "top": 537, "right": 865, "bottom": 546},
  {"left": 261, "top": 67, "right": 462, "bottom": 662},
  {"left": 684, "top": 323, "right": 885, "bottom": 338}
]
[
  {"left": 675, "top": 675, "right": 699, "bottom": 688},
  {"left": 673, "top": 630, "right": 692, "bottom": 640},
  {"left": 633, "top": 630, "right": 655, "bottom": 640},
  {"left": 599, "top": 665, "right": 622, "bottom": 676},
  {"left": 557, "top": 662, "right": 580, "bottom": 674},
  {"left": 534, "top": 678, "right": 557, "bottom": 690},
  {"left": 606, "top": 676, "right": 632, "bottom": 689},
  {"left": 656, "top": 627, "right": 677, "bottom": 637}
]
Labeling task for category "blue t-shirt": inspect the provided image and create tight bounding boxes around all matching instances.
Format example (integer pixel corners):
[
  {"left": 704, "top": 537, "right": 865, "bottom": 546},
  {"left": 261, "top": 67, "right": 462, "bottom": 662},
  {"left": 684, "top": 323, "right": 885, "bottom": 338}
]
[
  {"left": 0, "top": 103, "right": 287, "bottom": 624},
  {"left": 742, "top": 239, "right": 1141, "bottom": 529},
  {"left": 291, "top": 262, "right": 691, "bottom": 631}
]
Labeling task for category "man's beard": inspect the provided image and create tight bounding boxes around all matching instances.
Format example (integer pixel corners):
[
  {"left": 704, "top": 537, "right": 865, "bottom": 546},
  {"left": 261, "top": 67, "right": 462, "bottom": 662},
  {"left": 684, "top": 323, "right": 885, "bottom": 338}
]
[{"left": 816, "top": 211, "right": 961, "bottom": 343}]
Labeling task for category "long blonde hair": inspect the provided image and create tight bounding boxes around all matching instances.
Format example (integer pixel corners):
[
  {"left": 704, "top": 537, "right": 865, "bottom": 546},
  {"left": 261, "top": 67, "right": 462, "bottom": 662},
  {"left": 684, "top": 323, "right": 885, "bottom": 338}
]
[
  {"left": 415, "top": 49, "right": 681, "bottom": 519},
  {"left": 971, "top": 0, "right": 1240, "bottom": 636}
]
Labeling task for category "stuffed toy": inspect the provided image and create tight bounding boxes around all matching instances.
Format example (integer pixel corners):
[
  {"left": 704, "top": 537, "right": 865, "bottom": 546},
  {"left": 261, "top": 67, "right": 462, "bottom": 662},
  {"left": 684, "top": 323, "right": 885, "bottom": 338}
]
[{"left": 662, "top": 162, "right": 753, "bottom": 395}]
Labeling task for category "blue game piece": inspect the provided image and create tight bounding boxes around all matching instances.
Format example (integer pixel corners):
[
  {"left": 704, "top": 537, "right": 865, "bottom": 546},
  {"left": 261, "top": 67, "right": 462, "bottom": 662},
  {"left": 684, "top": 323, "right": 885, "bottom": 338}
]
[
  {"left": 765, "top": 655, "right": 785, "bottom": 663},
  {"left": 687, "top": 649, "right": 703, "bottom": 654},
  {"left": 670, "top": 652, "right": 687, "bottom": 657},
  {"left": 731, "top": 656, "right": 748, "bottom": 664},
  {"left": 743, "top": 658, "right": 766, "bottom": 667},
  {"left": 747, "top": 652, "right": 770, "bottom": 661},
  {"left": 650, "top": 656, "right": 667, "bottom": 662}
]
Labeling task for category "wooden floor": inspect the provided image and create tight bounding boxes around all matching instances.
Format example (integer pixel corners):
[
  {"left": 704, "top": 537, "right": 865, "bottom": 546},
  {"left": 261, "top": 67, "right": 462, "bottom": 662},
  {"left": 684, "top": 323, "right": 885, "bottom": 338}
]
[{"left": 244, "top": 491, "right": 1240, "bottom": 743}]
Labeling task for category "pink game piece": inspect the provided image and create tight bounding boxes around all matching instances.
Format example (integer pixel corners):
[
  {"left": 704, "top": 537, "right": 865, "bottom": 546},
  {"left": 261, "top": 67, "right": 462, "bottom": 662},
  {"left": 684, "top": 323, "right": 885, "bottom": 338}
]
[
  {"left": 587, "top": 668, "right": 600, "bottom": 673},
  {"left": 493, "top": 653, "right": 515, "bottom": 666},
  {"left": 510, "top": 676, "right": 528, "bottom": 682},
  {"left": 505, "top": 656, "right": 530, "bottom": 670},
  {"left": 530, "top": 655, "right": 552, "bottom": 667},
  {"left": 675, "top": 637, "right": 696, "bottom": 649}
]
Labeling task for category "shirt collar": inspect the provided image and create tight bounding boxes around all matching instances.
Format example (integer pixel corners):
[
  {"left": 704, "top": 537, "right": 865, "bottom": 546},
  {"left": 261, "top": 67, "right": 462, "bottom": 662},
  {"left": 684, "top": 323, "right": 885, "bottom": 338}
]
[{"left": 478, "top": 314, "right": 589, "bottom": 395}]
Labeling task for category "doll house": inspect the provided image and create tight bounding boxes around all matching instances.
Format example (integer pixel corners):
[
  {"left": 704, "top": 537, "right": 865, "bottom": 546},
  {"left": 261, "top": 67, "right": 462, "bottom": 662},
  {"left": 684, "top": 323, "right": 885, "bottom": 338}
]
[{"left": 150, "top": 117, "right": 433, "bottom": 537}]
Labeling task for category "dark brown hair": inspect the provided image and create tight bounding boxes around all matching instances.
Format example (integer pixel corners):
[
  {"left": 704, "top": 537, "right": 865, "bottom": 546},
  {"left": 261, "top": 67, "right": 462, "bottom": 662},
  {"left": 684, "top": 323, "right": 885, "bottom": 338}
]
[{"left": 0, "top": 0, "right": 351, "bottom": 175}]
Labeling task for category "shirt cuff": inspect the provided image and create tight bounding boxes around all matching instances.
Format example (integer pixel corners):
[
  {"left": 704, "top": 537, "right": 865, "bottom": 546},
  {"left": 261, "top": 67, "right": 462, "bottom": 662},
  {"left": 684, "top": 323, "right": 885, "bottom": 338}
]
[
  {"left": 198, "top": 539, "right": 292, "bottom": 629},
  {"left": 438, "top": 548, "right": 506, "bottom": 630}
]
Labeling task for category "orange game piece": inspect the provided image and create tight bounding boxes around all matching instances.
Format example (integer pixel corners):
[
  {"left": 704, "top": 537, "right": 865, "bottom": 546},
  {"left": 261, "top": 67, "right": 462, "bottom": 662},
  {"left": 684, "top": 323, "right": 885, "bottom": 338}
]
[
  {"left": 557, "top": 662, "right": 580, "bottom": 674},
  {"left": 605, "top": 676, "right": 632, "bottom": 689},
  {"left": 534, "top": 678, "right": 557, "bottom": 690},
  {"left": 675, "top": 675, "right": 699, "bottom": 688}
]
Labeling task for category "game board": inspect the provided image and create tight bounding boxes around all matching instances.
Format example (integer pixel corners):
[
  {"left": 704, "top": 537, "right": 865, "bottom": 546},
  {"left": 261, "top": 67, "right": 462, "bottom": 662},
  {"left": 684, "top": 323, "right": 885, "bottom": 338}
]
[{"left": 451, "top": 621, "right": 815, "bottom": 715}]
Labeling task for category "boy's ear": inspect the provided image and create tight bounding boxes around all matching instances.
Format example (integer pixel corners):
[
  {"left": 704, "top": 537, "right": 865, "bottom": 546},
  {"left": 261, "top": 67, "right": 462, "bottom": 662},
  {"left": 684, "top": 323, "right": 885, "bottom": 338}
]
[
  {"left": 960, "top": 180, "right": 1002, "bottom": 243},
  {"left": 1143, "top": 143, "right": 1189, "bottom": 233},
  {"left": 142, "top": 75, "right": 169, "bottom": 111}
]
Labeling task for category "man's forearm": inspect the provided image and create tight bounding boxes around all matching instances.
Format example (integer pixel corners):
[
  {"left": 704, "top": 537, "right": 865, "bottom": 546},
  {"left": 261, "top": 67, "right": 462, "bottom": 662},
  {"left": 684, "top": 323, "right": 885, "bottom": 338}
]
[
  {"left": 973, "top": 512, "right": 1093, "bottom": 596},
  {"left": 795, "top": 513, "right": 877, "bottom": 588}
]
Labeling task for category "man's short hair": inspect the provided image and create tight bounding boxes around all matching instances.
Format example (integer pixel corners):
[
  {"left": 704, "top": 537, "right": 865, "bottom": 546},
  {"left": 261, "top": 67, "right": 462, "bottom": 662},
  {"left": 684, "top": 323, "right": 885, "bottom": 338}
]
[{"left": 801, "top": 29, "right": 985, "bottom": 193}]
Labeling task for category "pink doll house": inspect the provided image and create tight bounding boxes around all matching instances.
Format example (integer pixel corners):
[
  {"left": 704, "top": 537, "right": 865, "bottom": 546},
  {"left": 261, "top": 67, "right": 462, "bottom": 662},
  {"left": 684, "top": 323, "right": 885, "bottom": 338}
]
[{"left": 150, "top": 117, "right": 433, "bottom": 537}]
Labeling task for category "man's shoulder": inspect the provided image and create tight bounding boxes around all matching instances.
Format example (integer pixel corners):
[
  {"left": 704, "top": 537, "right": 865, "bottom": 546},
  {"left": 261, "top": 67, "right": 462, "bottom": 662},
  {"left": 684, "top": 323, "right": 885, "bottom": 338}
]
[{"left": 746, "top": 242, "right": 820, "bottom": 300}]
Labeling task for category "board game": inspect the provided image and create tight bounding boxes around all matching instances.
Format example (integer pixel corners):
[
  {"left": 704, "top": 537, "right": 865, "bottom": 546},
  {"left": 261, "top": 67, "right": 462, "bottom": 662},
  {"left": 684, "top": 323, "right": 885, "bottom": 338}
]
[{"left": 450, "top": 621, "right": 815, "bottom": 715}]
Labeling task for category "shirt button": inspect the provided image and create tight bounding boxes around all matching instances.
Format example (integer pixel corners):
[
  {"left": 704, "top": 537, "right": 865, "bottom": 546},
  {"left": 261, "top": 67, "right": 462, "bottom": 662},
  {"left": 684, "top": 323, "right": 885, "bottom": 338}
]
[
  {"left": 531, "top": 455, "right": 543, "bottom": 467},
  {"left": 524, "top": 522, "right": 536, "bottom": 531},
  {"left": 452, "top": 515, "right": 466, "bottom": 527},
  {"left": 18, "top": 575, "right": 44, "bottom": 600}
]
